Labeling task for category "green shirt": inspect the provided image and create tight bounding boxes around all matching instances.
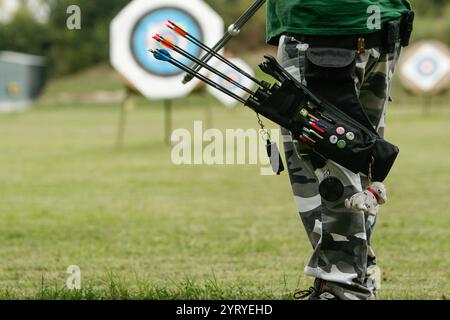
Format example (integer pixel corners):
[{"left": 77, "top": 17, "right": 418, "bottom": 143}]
[{"left": 267, "top": 0, "right": 412, "bottom": 45}]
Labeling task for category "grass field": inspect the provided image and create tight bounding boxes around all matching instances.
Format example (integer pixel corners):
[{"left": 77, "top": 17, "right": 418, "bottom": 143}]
[{"left": 0, "top": 65, "right": 449, "bottom": 300}]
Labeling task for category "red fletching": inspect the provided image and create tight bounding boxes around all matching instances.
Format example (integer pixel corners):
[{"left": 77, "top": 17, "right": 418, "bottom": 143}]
[
  {"left": 167, "top": 20, "right": 187, "bottom": 36},
  {"left": 161, "top": 39, "right": 175, "bottom": 49},
  {"left": 152, "top": 34, "right": 174, "bottom": 49},
  {"left": 158, "top": 35, "right": 175, "bottom": 49},
  {"left": 174, "top": 26, "right": 187, "bottom": 37}
]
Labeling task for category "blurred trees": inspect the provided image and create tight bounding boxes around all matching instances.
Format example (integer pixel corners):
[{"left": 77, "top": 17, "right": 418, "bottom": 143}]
[
  {"left": 44, "top": 0, "right": 129, "bottom": 75},
  {"left": 0, "top": 0, "right": 128, "bottom": 75},
  {"left": 0, "top": 0, "right": 448, "bottom": 77},
  {"left": 204, "top": 0, "right": 267, "bottom": 52},
  {"left": 0, "top": 6, "right": 51, "bottom": 56}
]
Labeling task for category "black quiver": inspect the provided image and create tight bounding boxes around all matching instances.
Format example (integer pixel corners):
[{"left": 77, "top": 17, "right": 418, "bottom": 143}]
[{"left": 245, "top": 55, "right": 399, "bottom": 182}]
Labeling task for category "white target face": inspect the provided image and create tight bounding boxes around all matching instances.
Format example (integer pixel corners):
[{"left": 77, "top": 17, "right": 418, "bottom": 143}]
[
  {"left": 400, "top": 41, "right": 450, "bottom": 94},
  {"left": 207, "top": 58, "right": 255, "bottom": 108},
  {"left": 110, "top": 0, "right": 224, "bottom": 100}
]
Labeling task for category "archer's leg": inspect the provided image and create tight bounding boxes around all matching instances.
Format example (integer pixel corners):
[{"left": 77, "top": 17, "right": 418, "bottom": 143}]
[
  {"left": 357, "top": 44, "right": 403, "bottom": 291},
  {"left": 278, "top": 36, "right": 323, "bottom": 250},
  {"left": 278, "top": 36, "right": 387, "bottom": 300}
]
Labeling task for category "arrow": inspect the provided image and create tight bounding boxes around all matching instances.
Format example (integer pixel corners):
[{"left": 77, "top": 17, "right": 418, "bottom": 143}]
[
  {"left": 153, "top": 34, "right": 255, "bottom": 96},
  {"left": 177, "top": 0, "right": 267, "bottom": 84},
  {"left": 167, "top": 20, "right": 265, "bottom": 88},
  {"left": 150, "top": 49, "right": 247, "bottom": 104},
  {"left": 151, "top": 48, "right": 172, "bottom": 62}
]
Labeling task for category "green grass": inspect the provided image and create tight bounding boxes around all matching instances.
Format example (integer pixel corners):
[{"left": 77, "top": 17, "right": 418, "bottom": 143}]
[{"left": 0, "top": 64, "right": 449, "bottom": 299}]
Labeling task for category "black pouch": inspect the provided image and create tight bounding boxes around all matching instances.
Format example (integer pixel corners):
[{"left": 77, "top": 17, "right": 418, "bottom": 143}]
[
  {"left": 305, "top": 47, "right": 356, "bottom": 81},
  {"left": 304, "top": 47, "right": 378, "bottom": 135},
  {"left": 303, "top": 48, "right": 398, "bottom": 180},
  {"left": 384, "top": 20, "right": 401, "bottom": 54},
  {"left": 250, "top": 55, "right": 400, "bottom": 182},
  {"left": 400, "top": 11, "right": 415, "bottom": 47},
  {"left": 310, "top": 101, "right": 399, "bottom": 182}
]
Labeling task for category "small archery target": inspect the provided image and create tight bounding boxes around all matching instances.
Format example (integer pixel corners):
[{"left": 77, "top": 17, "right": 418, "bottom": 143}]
[
  {"left": 400, "top": 41, "right": 450, "bottom": 94},
  {"left": 217, "top": 68, "right": 243, "bottom": 90},
  {"left": 111, "top": 0, "right": 224, "bottom": 100},
  {"left": 207, "top": 58, "right": 255, "bottom": 108},
  {"left": 131, "top": 8, "right": 203, "bottom": 76}
]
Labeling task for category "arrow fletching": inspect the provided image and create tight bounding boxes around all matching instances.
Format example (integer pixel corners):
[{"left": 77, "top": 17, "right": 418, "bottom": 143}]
[
  {"left": 150, "top": 48, "right": 172, "bottom": 62},
  {"left": 167, "top": 20, "right": 188, "bottom": 37},
  {"left": 152, "top": 34, "right": 175, "bottom": 49}
]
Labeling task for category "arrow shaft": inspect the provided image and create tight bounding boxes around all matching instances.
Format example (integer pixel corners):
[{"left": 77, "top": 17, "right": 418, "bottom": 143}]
[
  {"left": 183, "top": 32, "right": 263, "bottom": 87},
  {"left": 182, "top": 0, "right": 266, "bottom": 84},
  {"left": 166, "top": 55, "right": 247, "bottom": 104},
  {"left": 171, "top": 43, "right": 255, "bottom": 95}
]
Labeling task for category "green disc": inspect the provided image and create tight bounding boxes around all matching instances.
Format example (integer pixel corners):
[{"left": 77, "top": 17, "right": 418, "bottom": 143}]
[{"left": 337, "top": 140, "right": 346, "bottom": 149}]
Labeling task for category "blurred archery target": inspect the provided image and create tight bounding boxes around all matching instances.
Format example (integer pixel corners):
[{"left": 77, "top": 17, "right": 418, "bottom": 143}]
[
  {"left": 131, "top": 8, "right": 202, "bottom": 76},
  {"left": 400, "top": 41, "right": 450, "bottom": 94},
  {"left": 111, "top": 0, "right": 224, "bottom": 100},
  {"left": 207, "top": 58, "right": 255, "bottom": 108}
]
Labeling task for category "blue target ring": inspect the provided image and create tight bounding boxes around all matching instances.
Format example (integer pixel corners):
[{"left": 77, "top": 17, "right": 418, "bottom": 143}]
[
  {"left": 131, "top": 7, "right": 203, "bottom": 76},
  {"left": 416, "top": 57, "right": 438, "bottom": 77}
]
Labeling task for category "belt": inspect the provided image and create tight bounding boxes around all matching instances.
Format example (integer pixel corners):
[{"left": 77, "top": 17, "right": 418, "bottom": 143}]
[{"left": 283, "top": 29, "right": 387, "bottom": 53}]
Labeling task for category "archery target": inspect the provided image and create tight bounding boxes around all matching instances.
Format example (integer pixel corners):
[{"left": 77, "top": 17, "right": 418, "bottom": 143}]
[
  {"left": 130, "top": 8, "right": 203, "bottom": 76},
  {"left": 400, "top": 41, "right": 450, "bottom": 94},
  {"left": 207, "top": 58, "right": 255, "bottom": 108},
  {"left": 111, "top": 0, "right": 224, "bottom": 100}
]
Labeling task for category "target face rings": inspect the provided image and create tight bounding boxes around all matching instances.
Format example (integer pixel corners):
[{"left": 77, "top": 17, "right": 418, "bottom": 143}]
[
  {"left": 400, "top": 41, "right": 450, "bottom": 95},
  {"left": 110, "top": 0, "right": 224, "bottom": 100},
  {"left": 130, "top": 8, "right": 203, "bottom": 76}
]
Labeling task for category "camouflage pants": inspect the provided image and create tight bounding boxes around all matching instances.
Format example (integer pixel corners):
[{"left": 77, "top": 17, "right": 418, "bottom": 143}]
[{"left": 277, "top": 35, "right": 401, "bottom": 299}]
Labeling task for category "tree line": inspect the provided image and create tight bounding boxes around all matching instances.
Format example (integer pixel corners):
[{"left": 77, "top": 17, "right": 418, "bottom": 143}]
[{"left": 0, "top": 0, "right": 447, "bottom": 77}]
